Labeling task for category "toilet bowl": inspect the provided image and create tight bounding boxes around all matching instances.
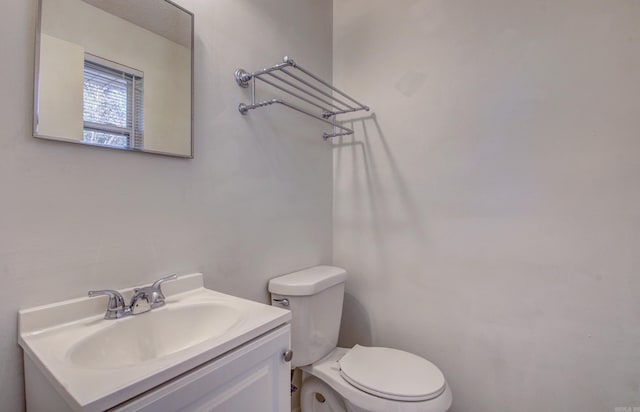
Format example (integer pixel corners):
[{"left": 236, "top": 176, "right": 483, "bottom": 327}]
[
  {"left": 300, "top": 347, "right": 452, "bottom": 412},
  {"left": 269, "top": 266, "right": 452, "bottom": 412}
]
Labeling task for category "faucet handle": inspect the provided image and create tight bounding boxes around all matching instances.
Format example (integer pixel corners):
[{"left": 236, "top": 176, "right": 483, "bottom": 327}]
[
  {"left": 88, "top": 290, "right": 129, "bottom": 319},
  {"left": 151, "top": 274, "right": 178, "bottom": 297}
]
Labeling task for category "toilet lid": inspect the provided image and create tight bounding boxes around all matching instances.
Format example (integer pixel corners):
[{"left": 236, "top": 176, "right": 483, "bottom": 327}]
[{"left": 338, "top": 345, "right": 446, "bottom": 402}]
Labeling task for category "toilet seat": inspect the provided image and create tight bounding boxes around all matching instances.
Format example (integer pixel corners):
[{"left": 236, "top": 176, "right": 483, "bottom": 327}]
[
  {"left": 301, "top": 347, "right": 452, "bottom": 412},
  {"left": 339, "top": 345, "right": 446, "bottom": 401}
]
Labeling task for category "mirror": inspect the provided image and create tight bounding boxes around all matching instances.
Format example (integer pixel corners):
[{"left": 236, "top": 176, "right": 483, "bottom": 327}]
[{"left": 34, "top": 0, "right": 193, "bottom": 158}]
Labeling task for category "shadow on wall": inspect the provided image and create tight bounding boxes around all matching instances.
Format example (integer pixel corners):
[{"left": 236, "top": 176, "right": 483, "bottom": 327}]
[
  {"left": 333, "top": 112, "right": 426, "bottom": 286},
  {"left": 337, "top": 292, "right": 372, "bottom": 348},
  {"left": 334, "top": 113, "right": 425, "bottom": 240}
]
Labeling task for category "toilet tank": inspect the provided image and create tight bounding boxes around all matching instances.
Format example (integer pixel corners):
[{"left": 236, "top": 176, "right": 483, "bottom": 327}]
[{"left": 268, "top": 266, "right": 346, "bottom": 368}]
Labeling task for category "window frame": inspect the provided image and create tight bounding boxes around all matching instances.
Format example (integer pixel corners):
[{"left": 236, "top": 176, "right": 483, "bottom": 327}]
[{"left": 82, "top": 54, "right": 144, "bottom": 149}]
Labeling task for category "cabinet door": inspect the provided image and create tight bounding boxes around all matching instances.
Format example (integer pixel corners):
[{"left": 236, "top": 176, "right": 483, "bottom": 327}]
[{"left": 113, "top": 324, "right": 291, "bottom": 412}]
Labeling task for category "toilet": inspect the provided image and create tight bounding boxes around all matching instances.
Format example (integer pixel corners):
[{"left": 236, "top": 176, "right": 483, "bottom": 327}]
[{"left": 269, "top": 266, "right": 452, "bottom": 412}]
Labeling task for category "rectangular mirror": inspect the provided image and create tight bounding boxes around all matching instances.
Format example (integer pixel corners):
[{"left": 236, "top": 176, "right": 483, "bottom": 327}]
[{"left": 34, "top": 0, "right": 193, "bottom": 158}]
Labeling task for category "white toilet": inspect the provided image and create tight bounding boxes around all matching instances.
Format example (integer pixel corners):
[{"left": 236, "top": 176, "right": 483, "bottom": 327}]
[{"left": 269, "top": 265, "right": 452, "bottom": 412}]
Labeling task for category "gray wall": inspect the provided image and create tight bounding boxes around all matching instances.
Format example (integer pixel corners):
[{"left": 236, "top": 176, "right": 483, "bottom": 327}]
[
  {"left": 333, "top": 1, "right": 640, "bottom": 411},
  {"left": 0, "top": 1, "right": 333, "bottom": 410}
]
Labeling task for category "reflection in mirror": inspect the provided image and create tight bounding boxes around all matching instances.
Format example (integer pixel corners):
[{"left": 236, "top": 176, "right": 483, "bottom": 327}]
[{"left": 34, "top": 0, "right": 193, "bottom": 158}]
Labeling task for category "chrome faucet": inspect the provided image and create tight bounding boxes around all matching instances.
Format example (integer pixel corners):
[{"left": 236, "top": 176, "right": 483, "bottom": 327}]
[{"left": 89, "top": 274, "right": 178, "bottom": 319}]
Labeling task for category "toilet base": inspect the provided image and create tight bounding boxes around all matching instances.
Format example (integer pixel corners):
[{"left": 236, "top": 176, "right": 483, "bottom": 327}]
[{"left": 301, "top": 375, "right": 348, "bottom": 412}]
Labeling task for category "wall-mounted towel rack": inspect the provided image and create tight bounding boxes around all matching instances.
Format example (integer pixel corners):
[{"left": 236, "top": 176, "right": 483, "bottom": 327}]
[{"left": 235, "top": 56, "right": 370, "bottom": 140}]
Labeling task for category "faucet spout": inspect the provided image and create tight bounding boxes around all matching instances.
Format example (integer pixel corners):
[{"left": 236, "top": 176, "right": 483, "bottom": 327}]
[{"left": 129, "top": 290, "right": 152, "bottom": 315}]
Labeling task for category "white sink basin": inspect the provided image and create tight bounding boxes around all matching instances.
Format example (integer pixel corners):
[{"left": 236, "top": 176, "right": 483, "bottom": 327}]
[
  {"left": 18, "top": 273, "right": 291, "bottom": 412},
  {"left": 68, "top": 303, "right": 242, "bottom": 369}
]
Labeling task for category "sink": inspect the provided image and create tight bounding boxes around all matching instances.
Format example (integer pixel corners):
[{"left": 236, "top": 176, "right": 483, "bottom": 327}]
[
  {"left": 18, "top": 273, "right": 291, "bottom": 412},
  {"left": 68, "top": 303, "right": 242, "bottom": 369}
]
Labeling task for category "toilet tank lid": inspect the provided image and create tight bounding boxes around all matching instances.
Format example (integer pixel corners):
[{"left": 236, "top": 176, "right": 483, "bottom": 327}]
[{"left": 268, "top": 265, "right": 347, "bottom": 296}]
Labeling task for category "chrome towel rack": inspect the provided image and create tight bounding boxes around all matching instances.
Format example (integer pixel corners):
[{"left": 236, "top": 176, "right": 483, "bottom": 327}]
[{"left": 235, "top": 56, "right": 370, "bottom": 140}]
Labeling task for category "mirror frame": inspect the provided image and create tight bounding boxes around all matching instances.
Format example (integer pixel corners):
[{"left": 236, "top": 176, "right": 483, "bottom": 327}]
[{"left": 33, "top": 0, "right": 194, "bottom": 158}]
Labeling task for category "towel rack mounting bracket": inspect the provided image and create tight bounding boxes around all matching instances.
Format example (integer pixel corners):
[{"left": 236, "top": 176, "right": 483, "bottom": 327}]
[{"left": 235, "top": 69, "right": 251, "bottom": 88}]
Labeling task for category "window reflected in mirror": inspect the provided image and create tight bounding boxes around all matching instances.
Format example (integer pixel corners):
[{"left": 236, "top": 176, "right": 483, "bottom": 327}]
[{"left": 83, "top": 55, "right": 144, "bottom": 149}]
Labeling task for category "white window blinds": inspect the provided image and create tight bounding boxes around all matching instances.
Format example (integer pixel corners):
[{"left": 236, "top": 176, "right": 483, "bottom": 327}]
[{"left": 83, "top": 56, "right": 143, "bottom": 149}]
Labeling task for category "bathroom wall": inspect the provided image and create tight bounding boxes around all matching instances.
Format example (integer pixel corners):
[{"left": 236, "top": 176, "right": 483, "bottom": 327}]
[
  {"left": 334, "top": 1, "right": 640, "bottom": 411},
  {"left": 0, "top": 0, "right": 332, "bottom": 410}
]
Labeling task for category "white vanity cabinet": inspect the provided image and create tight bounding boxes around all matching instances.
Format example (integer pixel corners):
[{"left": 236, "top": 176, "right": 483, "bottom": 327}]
[{"left": 112, "top": 324, "right": 291, "bottom": 412}]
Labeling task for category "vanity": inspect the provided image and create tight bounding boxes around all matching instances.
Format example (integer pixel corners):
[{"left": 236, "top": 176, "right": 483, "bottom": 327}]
[{"left": 18, "top": 273, "right": 292, "bottom": 411}]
